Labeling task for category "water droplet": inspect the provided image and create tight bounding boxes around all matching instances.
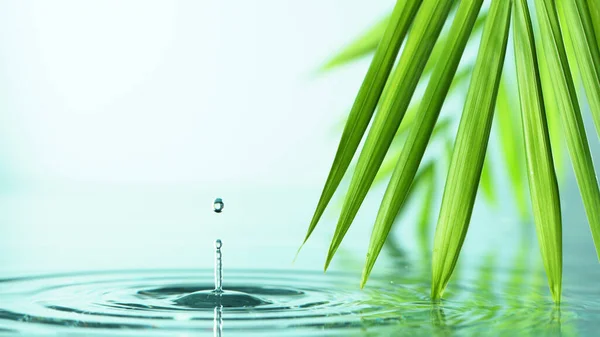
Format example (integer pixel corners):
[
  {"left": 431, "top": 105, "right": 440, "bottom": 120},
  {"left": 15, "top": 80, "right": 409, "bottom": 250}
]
[{"left": 213, "top": 198, "right": 224, "bottom": 213}]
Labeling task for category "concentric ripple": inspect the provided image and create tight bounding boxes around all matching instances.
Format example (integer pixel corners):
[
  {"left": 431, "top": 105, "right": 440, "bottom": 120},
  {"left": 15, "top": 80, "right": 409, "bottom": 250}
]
[
  {"left": 0, "top": 269, "right": 407, "bottom": 336},
  {"left": 0, "top": 268, "right": 583, "bottom": 336}
]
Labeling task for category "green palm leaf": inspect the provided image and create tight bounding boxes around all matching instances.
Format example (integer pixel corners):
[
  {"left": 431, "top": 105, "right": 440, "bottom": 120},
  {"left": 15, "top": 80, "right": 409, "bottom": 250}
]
[
  {"left": 306, "top": 0, "right": 600, "bottom": 304},
  {"left": 300, "top": 0, "right": 423, "bottom": 248},
  {"left": 558, "top": 1, "right": 583, "bottom": 90},
  {"left": 422, "top": 12, "right": 488, "bottom": 75},
  {"left": 535, "top": 0, "right": 600, "bottom": 260},
  {"left": 374, "top": 118, "right": 451, "bottom": 185},
  {"left": 431, "top": 0, "right": 511, "bottom": 300},
  {"left": 513, "top": 0, "right": 562, "bottom": 303},
  {"left": 538, "top": 36, "right": 567, "bottom": 178},
  {"left": 360, "top": 0, "right": 484, "bottom": 287},
  {"left": 321, "top": 1, "right": 481, "bottom": 75},
  {"left": 396, "top": 67, "right": 473, "bottom": 138},
  {"left": 324, "top": 0, "right": 455, "bottom": 270},
  {"left": 558, "top": 0, "right": 600, "bottom": 140}
]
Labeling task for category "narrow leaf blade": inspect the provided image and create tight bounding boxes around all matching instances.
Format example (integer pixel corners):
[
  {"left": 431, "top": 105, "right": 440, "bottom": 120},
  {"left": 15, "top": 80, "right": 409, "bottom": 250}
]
[
  {"left": 431, "top": 0, "right": 511, "bottom": 300},
  {"left": 535, "top": 0, "right": 600, "bottom": 261},
  {"left": 558, "top": 0, "right": 600, "bottom": 140},
  {"left": 538, "top": 34, "right": 567, "bottom": 178},
  {"left": 374, "top": 118, "right": 451, "bottom": 185},
  {"left": 301, "top": 0, "right": 423, "bottom": 247},
  {"left": 360, "top": 0, "right": 485, "bottom": 286},
  {"left": 324, "top": 0, "right": 455, "bottom": 270},
  {"left": 513, "top": 0, "right": 562, "bottom": 303},
  {"left": 422, "top": 12, "right": 488, "bottom": 74}
]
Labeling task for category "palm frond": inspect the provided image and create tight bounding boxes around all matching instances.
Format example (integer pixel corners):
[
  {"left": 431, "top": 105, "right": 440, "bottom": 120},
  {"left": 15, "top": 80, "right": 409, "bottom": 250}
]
[{"left": 306, "top": 0, "right": 600, "bottom": 304}]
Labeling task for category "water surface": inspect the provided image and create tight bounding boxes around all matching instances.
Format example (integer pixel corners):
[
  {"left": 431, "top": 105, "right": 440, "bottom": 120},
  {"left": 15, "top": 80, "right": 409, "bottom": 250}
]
[{"left": 0, "top": 262, "right": 598, "bottom": 336}]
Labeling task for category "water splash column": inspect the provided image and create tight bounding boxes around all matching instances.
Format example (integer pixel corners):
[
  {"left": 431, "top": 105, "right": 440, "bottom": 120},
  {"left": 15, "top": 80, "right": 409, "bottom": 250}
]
[
  {"left": 213, "top": 198, "right": 225, "bottom": 293},
  {"left": 214, "top": 239, "right": 223, "bottom": 293}
]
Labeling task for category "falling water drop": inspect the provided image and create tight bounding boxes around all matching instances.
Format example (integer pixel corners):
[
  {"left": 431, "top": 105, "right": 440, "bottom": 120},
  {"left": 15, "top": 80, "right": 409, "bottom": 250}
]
[{"left": 213, "top": 198, "right": 224, "bottom": 213}]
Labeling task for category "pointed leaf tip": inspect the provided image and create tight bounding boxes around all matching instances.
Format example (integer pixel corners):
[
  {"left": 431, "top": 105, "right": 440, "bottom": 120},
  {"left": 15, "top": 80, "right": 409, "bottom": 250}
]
[
  {"left": 325, "top": 0, "right": 454, "bottom": 272},
  {"left": 361, "top": 0, "right": 485, "bottom": 288},
  {"left": 301, "top": 0, "right": 424, "bottom": 249}
]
